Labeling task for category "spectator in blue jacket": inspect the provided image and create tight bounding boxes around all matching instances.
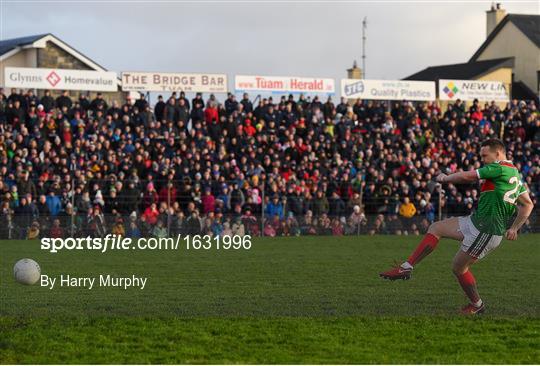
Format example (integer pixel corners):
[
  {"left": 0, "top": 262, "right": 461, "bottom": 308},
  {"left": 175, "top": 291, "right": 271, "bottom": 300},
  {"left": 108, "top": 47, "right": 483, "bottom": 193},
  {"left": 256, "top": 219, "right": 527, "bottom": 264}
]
[
  {"left": 265, "top": 195, "right": 284, "bottom": 220},
  {"left": 46, "top": 191, "right": 62, "bottom": 217}
]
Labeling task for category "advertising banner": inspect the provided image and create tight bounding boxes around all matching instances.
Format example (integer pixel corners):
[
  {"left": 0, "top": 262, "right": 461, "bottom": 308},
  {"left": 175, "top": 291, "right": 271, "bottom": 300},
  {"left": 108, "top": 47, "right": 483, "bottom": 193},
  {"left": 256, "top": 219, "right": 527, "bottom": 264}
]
[
  {"left": 121, "top": 72, "right": 227, "bottom": 93},
  {"left": 439, "top": 79, "right": 509, "bottom": 101},
  {"left": 235, "top": 75, "right": 335, "bottom": 94},
  {"left": 5, "top": 67, "right": 118, "bottom": 91},
  {"left": 341, "top": 79, "right": 436, "bottom": 101}
]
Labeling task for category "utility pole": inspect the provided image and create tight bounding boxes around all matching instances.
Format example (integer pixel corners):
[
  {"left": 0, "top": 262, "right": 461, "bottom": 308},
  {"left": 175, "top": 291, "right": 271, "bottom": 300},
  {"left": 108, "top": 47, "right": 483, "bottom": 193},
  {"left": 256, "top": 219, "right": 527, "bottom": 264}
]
[{"left": 362, "top": 17, "right": 367, "bottom": 79}]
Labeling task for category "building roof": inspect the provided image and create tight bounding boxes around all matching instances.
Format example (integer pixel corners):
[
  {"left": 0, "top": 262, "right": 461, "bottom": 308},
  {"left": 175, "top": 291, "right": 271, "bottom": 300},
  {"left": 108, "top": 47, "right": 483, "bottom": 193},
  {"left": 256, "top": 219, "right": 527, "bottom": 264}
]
[
  {"left": 470, "top": 14, "right": 540, "bottom": 61},
  {"left": 404, "top": 57, "right": 514, "bottom": 81},
  {"left": 0, "top": 33, "right": 121, "bottom": 86},
  {"left": 0, "top": 33, "right": 50, "bottom": 56},
  {"left": 0, "top": 33, "right": 111, "bottom": 72}
]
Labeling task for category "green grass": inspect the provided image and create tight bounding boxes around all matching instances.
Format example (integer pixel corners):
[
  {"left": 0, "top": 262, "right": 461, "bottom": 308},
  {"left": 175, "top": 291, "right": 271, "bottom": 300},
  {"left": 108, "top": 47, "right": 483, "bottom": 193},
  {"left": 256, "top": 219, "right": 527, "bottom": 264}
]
[{"left": 1, "top": 235, "right": 539, "bottom": 363}]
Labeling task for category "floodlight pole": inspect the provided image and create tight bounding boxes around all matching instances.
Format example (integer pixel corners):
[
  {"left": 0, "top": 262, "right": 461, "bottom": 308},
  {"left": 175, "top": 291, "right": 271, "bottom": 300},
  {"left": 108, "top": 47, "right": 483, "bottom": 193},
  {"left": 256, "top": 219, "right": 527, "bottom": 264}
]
[{"left": 362, "top": 17, "right": 367, "bottom": 79}]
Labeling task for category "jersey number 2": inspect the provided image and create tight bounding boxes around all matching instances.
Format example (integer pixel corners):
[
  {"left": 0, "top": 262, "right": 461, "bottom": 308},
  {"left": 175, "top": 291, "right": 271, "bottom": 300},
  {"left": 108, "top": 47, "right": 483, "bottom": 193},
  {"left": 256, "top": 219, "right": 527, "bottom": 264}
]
[{"left": 503, "top": 176, "right": 522, "bottom": 204}]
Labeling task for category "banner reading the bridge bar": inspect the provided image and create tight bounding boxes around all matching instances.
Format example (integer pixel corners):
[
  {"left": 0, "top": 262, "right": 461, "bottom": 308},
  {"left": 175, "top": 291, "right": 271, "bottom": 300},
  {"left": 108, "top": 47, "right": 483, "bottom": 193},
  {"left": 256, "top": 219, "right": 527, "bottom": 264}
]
[
  {"left": 122, "top": 71, "right": 228, "bottom": 93},
  {"left": 341, "top": 79, "right": 436, "bottom": 101},
  {"left": 439, "top": 79, "right": 509, "bottom": 101}
]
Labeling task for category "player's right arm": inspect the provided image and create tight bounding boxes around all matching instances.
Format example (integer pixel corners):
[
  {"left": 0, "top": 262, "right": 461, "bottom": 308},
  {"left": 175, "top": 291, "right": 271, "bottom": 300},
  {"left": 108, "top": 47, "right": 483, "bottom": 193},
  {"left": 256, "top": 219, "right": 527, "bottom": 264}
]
[
  {"left": 505, "top": 191, "right": 534, "bottom": 241},
  {"left": 436, "top": 163, "right": 501, "bottom": 185},
  {"left": 436, "top": 170, "right": 479, "bottom": 184}
]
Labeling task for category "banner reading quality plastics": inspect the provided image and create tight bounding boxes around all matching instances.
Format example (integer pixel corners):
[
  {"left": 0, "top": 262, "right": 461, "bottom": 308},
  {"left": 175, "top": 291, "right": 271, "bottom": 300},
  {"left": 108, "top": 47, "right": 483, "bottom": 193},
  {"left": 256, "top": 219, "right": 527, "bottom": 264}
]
[
  {"left": 235, "top": 75, "right": 335, "bottom": 93},
  {"left": 122, "top": 72, "right": 228, "bottom": 93},
  {"left": 341, "top": 79, "right": 436, "bottom": 101},
  {"left": 5, "top": 67, "right": 118, "bottom": 91},
  {"left": 439, "top": 79, "right": 508, "bottom": 101}
]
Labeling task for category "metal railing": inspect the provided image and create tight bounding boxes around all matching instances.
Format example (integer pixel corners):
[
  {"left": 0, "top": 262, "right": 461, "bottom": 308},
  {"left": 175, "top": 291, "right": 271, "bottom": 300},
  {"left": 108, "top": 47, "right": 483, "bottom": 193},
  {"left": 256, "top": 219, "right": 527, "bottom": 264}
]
[{"left": 2, "top": 206, "right": 538, "bottom": 239}]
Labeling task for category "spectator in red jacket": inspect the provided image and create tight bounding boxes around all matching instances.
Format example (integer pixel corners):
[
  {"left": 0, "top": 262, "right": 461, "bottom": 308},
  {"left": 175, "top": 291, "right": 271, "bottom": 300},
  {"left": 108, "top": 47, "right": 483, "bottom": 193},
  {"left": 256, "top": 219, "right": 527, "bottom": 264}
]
[
  {"left": 49, "top": 219, "right": 64, "bottom": 238},
  {"left": 204, "top": 102, "right": 219, "bottom": 124},
  {"left": 142, "top": 203, "right": 159, "bottom": 225},
  {"left": 202, "top": 188, "right": 216, "bottom": 214},
  {"left": 159, "top": 182, "right": 177, "bottom": 204},
  {"left": 244, "top": 119, "right": 256, "bottom": 136},
  {"left": 143, "top": 183, "right": 159, "bottom": 208}
]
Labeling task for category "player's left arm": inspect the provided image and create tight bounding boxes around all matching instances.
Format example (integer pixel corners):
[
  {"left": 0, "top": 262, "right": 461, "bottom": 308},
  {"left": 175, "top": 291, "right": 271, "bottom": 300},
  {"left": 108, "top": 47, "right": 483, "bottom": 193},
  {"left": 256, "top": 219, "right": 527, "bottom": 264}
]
[
  {"left": 436, "top": 170, "right": 479, "bottom": 184},
  {"left": 505, "top": 191, "right": 534, "bottom": 241}
]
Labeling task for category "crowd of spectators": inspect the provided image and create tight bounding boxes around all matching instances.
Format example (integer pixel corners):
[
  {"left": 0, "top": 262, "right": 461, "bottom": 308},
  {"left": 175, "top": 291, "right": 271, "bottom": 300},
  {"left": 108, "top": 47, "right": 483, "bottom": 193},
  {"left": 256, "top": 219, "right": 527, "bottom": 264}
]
[{"left": 0, "top": 87, "right": 538, "bottom": 239}]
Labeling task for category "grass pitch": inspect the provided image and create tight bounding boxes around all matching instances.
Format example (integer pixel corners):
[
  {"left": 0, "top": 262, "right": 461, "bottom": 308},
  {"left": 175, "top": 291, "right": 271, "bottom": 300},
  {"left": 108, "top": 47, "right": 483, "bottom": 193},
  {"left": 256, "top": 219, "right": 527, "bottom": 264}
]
[{"left": 1, "top": 235, "right": 539, "bottom": 363}]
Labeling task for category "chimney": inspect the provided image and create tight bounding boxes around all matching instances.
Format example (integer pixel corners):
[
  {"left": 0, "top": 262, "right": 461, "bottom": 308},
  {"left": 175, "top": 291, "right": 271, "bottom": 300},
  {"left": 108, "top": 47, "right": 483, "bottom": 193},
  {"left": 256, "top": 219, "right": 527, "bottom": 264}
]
[
  {"left": 347, "top": 60, "right": 363, "bottom": 79},
  {"left": 486, "top": 3, "right": 506, "bottom": 38}
]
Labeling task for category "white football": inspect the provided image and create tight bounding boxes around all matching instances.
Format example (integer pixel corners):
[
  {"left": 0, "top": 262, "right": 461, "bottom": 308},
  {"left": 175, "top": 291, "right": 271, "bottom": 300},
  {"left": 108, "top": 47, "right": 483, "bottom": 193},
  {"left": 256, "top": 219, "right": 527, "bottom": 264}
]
[{"left": 14, "top": 258, "right": 41, "bottom": 285}]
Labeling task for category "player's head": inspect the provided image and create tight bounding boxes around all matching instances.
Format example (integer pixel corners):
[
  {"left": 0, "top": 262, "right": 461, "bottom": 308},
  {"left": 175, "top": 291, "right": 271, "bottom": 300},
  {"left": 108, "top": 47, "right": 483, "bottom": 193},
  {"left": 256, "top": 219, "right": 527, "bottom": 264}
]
[{"left": 480, "top": 139, "right": 506, "bottom": 164}]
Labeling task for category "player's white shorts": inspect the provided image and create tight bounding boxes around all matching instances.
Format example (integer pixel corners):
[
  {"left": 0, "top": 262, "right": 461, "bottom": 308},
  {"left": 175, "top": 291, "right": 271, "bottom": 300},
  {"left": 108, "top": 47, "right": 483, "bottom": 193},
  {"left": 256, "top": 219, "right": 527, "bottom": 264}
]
[{"left": 458, "top": 215, "right": 503, "bottom": 260}]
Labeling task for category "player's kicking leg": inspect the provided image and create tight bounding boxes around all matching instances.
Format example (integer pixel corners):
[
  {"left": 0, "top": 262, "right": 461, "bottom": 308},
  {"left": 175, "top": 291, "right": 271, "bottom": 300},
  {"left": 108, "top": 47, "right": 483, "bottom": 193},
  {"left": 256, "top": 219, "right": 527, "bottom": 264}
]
[
  {"left": 381, "top": 215, "right": 502, "bottom": 314},
  {"left": 379, "top": 217, "right": 464, "bottom": 280}
]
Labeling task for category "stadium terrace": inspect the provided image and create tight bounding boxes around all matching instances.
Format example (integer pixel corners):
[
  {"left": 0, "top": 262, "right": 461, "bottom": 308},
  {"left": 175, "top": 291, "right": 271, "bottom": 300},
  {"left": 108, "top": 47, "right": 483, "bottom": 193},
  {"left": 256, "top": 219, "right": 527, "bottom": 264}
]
[{"left": 0, "top": 90, "right": 538, "bottom": 240}]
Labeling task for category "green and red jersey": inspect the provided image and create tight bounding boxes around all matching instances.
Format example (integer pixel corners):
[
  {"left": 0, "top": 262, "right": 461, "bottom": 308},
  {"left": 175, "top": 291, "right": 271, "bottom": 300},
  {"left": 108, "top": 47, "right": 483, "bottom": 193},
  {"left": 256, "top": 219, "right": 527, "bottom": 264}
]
[{"left": 472, "top": 161, "right": 527, "bottom": 235}]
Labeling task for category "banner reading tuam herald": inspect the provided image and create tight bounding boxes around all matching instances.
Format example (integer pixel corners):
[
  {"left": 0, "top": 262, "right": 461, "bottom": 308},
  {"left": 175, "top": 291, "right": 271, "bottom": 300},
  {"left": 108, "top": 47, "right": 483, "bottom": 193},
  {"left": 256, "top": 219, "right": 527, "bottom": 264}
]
[
  {"left": 235, "top": 75, "right": 335, "bottom": 94},
  {"left": 439, "top": 79, "right": 509, "bottom": 101},
  {"left": 122, "top": 72, "right": 227, "bottom": 93},
  {"left": 4, "top": 67, "right": 118, "bottom": 91},
  {"left": 341, "top": 79, "right": 436, "bottom": 101}
]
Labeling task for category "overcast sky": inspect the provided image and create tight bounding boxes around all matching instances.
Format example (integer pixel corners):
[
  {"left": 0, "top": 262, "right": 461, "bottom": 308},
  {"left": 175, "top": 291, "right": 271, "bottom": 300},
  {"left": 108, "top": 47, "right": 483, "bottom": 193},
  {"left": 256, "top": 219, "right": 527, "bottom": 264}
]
[{"left": 2, "top": 1, "right": 538, "bottom": 96}]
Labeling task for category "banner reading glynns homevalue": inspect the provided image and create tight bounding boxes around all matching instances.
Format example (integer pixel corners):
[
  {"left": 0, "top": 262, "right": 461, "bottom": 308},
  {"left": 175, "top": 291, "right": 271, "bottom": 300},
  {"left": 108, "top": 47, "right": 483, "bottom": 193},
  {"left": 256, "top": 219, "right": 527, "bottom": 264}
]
[
  {"left": 5, "top": 67, "right": 118, "bottom": 91},
  {"left": 341, "top": 79, "right": 436, "bottom": 101},
  {"left": 235, "top": 75, "right": 335, "bottom": 94},
  {"left": 439, "top": 79, "right": 509, "bottom": 101},
  {"left": 122, "top": 71, "right": 228, "bottom": 93}
]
